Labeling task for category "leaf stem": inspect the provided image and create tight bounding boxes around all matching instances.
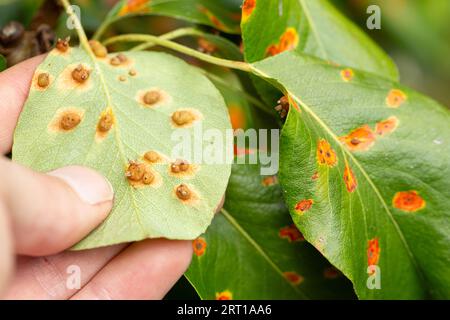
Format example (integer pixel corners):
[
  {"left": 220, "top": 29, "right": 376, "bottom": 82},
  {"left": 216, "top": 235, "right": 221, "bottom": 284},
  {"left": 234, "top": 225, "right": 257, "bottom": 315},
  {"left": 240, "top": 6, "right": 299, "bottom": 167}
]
[
  {"left": 128, "top": 27, "right": 205, "bottom": 51},
  {"left": 102, "top": 33, "right": 252, "bottom": 73}
]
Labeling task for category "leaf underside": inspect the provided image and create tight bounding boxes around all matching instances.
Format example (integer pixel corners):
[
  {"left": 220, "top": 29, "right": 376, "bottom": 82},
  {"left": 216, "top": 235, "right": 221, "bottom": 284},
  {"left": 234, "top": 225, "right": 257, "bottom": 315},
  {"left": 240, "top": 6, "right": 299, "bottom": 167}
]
[
  {"left": 13, "top": 47, "right": 232, "bottom": 250},
  {"left": 252, "top": 51, "right": 450, "bottom": 299},
  {"left": 186, "top": 162, "right": 356, "bottom": 300}
]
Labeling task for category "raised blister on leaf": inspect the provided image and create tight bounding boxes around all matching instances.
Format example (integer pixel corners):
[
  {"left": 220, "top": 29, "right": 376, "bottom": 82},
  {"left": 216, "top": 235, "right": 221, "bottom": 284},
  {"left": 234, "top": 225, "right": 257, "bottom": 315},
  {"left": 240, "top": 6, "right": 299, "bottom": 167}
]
[{"left": 48, "top": 107, "right": 84, "bottom": 133}]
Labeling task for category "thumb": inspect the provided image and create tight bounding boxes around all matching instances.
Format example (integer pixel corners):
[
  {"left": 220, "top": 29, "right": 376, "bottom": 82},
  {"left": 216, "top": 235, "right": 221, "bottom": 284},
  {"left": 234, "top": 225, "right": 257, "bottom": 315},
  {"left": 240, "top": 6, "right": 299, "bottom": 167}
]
[{"left": 0, "top": 157, "right": 114, "bottom": 256}]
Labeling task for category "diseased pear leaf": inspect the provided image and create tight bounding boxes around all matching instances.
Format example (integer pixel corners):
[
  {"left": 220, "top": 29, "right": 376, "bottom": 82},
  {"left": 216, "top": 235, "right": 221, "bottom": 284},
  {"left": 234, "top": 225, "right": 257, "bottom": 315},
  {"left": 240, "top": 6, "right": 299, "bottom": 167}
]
[
  {"left": 241, "top": 0, "right": 398, "bottom": 79},
  {"left": 101, "top": 0, "right": 241, "bottom": 36},
  {"left": 186, "top": 161, "right": 356, "bottom": 300},
  {"left": 12, "top": 46, "right": 232, "bottom": 250},
  {"left": 251, "top": 51, "right": 450, "bottom": 299}
]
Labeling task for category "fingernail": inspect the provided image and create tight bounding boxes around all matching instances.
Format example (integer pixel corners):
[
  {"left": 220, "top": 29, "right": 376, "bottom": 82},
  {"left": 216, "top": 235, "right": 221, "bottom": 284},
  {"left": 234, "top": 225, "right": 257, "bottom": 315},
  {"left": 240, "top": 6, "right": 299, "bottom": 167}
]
[{"left": 48, "top": 166, "right": 114, "bottom": 205}]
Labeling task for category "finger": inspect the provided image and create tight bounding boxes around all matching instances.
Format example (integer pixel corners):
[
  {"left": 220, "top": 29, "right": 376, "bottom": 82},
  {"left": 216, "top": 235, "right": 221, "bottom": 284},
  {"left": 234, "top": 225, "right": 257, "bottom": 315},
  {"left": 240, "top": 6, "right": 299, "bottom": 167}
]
[
  {"left": 0, "top": 55, "right": 45, "bottom": 154},
  {"left": 0, "top": 157, "right": 114, "bottom": 256},
  {"left": 0, "top": 203, "right": 14, "bottom": 296},
  {"left": 2, "top": 244, "right": 126, "bottom": 300},
  {"left": 71, "top": 239, "right": 193, "bottom": 300}
]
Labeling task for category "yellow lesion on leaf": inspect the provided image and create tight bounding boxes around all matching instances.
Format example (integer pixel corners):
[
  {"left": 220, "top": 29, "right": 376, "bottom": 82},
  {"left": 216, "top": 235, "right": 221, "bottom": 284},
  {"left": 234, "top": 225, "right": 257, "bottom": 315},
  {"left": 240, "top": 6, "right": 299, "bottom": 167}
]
[
  {"left": 340, "top": 68, "right": 354, "bottom": 82},
  {"left": 317, "top": 139, "right": 338, "bottom": 167},
  {"left": 266, "top": 27, "right": 299, "bottom": 57},
  {"left": 392, "top": 190, "right": 426, "bottom": 212},
  {"left": 241, "top": 0, "right": 256, "bottom": 23},
  {"left": 376, "top": 116, "right": 399, "bottom": 136},
  {"left": 142, "top": 150, "right": 167, "bottom": 164},
  {"left": 119, "top": 0, "right": 150, "bottom": 16},
  {"left": 386, "top": 89, "right": 407, "bottom": 108},
  {"left": 216, "top": 290, "right": 232, "bottom": 300}
]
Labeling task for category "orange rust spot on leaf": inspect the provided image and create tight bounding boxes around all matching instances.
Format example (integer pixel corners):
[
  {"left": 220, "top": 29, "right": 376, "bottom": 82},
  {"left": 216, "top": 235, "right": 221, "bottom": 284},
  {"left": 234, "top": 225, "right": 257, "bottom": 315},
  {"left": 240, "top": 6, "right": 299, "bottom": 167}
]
[
  {"left": 343, "top": 163, "right": 357, "bottom": 193},
  {"left": 367, "top": 238, "right": 380, "bottom": 267},
  {"left": 393, "top": 191, "right": 426, "bottom": 212},
  {"left": 340, "top": 68, "right": 354, "bottom": 82},
  {"left": 311, "top": 172, "right": 319, "bottom": 180},
  {"left": 283, "top": 271, "right": 304, "bottom": 285},
  {"left": 136, "top": 88, "right": 169, "bottom": 108},
  {"left": 126, "top": 161, "right": 161, "bottom": 188},
  {"left": 279, "top": 224, "right": 304, "bottom": 242},
  {"left": 386, "top": 89, "right": 407, "bottom": 108},
  {"left": 96, "top": 109, "right": 114, "bottom": 141},
  {"left": 266, "top": 27, "right": 299, "bottom": 57},
  {"left": 295, "top": 199, "right": 313, "bottom": 215},
  {"left": 262, "top": 175, "right": 278, "bottom": 186},
  {"left": 192, "top": 237, "right": 207, "bottom": 257},
  {"left": 119, "top": 0, "right": 149, "bottom": 16},
  {"left": 317, "top": 139, "right": 338, "bottom": 167},
  {"left": 376, "top": 116, "right": 399, "bottom": 136},
  {"left": 228, "top": 104, "right": 246, "bottom": 130},
  {"left": 71, "top": 64, "right": 90, "bottom": 83},
  {"left": 339, "top": 125, "right": 376, "bottom": 151},
  {"left": 216, "top": 290, "right": 232, "bottom": 300},
  {"left": 60, "top": 64, "right": 92, "bottom": 91},
  {"left": 242, "top": 0, "right": 256, "bottom": 23}
]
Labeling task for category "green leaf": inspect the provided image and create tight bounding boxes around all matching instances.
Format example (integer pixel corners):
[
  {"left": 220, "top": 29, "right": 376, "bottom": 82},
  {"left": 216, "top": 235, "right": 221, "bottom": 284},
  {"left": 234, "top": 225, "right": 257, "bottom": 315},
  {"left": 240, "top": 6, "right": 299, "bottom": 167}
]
[
  {"left": 0, "top": 55, "right": 6, "bottom": 71},
  {"left": 12, "top": 46, "right": 232, "bottom": 250},
  {"left": 251, "top": 51, "right": 450, "bottom": 299},
  {"left": 101, "top": 0, "right": 241, "bottom": 36},
  {"left": 186, "top": 161, "right": 356, "bottom": 299},
  {"left": 241, "top": 0, "right": 398, "bottom": 80}
]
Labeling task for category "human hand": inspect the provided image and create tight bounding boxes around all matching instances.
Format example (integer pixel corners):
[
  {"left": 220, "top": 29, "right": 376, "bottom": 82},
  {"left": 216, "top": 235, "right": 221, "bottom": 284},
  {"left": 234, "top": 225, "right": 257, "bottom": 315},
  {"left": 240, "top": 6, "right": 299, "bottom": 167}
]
[{"left": 0, "top": 56, "right": 193, "bottom": 300}]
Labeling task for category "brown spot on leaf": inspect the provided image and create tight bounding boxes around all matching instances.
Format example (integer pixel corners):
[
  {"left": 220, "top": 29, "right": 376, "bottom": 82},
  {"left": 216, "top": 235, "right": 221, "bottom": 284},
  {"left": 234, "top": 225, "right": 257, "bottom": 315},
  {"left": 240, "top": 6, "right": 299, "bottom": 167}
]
[
  {"left": 171, "top": 109, "right": 202, "bottom": 128},
  {"left": 109, "top": 53, "right": 130, "bottom": 67},
  {"left": 323, "top": 266, "right": 342, "bottom": 279},
  {"left": 317, "top": 139, "right": 338, "bottom": 167},
  {"left": 129, "top": 69, "right": 137, "bottom": 76},
  {"left": 71, "top": 64, "right": 90, "bottom": 83},
  {"left": 393, "top": 190, "right": 426, "bottom": 212},
  {"left": 169, "top": 160, "right": 198, "bottom": 178},
  {"left": 279, "top": 224, "right": 304, "bottom": 242},
  {"left": 48, "top": 107, "right": 84, "bottom": 133},
  {"left": 55, "top": 37, "right": 70, "bottom": 53},
  {"left": 126, "top": 161, "right": 145, "bottom": 182},
  {"left": 143, "top": 150, "right": 162, "bottom": 163},
  {"left": 126, "top": 161, "right": 161, "bottom": 188},
  {"left": 283, "top": 271, "right": 304, "bottom": 285},
  {"left": 136, "top": 88, "right": 169, "bottom": 108},
  {"left": 339, "top": 125, "right": 376, "bottom": 151},
  {"left": 37, "top": 72, "right": 50, "bottom": 88},
  {"left": 295, "top": 199, "right": 313, "bottom": 215},
  {"left": 176, "top": 184, "right": 191, "bottom": 200},
  {"left": 96, "top": 109, "right": 114, "bottom": 141},
  {"left": 386, "top": 89, "right": 407, "bottom": 108},
  {"left": 197, "top": 38, "right": 217, "bottom": 54},
  {"left": 376, "top": 116, "right": 399, "bottom": 136}
]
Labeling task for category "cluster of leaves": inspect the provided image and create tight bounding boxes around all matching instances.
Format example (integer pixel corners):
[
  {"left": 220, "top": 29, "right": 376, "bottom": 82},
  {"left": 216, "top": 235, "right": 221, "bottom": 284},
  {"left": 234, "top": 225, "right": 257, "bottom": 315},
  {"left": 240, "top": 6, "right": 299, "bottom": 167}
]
[{"left": 9, "top": 0, "right": 450, "bottom": 299}]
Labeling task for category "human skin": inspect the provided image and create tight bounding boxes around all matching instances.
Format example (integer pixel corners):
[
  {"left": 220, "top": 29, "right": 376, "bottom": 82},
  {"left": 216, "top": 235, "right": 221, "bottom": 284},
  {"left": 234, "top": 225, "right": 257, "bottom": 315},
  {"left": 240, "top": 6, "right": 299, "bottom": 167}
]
[{"left": 0, "top": 56, "right": 193, "bottom": 300}]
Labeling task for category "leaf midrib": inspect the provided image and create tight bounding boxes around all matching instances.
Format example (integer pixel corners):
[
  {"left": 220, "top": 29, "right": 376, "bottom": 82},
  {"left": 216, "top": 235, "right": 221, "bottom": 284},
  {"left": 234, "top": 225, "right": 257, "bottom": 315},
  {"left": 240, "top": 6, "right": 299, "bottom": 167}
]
[
  {"left": 299, "top": 0, "right": 329, "bottom": 59},
  {"left": 220, "top": 208, "right": 310, "bottom": 299}
]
